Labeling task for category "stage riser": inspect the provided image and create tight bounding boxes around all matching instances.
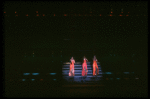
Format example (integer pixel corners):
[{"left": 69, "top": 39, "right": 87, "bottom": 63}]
[{"left": 62, "top": 62, "right": 102, "bottom": 83}]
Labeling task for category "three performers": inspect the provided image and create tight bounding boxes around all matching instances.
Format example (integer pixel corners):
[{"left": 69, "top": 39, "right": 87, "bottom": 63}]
[{"left": 69, "top": 56, "right": 99, "bottom": 77}]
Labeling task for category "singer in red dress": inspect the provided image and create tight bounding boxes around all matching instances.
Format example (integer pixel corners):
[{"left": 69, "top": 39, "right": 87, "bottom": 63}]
[
  {"left": 82, "top": 56, "right": 88, "bottom": 76},
  {"left": 93, "top": 56, "right": 99, "bottom": 76},
  {"left": 69, "top": 57, "right": 75, "bottom": 76}
]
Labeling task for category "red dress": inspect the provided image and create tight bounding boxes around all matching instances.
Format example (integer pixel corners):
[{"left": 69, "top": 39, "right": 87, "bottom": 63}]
[
  {"left": 82, "top": 60, "right": 88, "bottom": 76},
  {"left": 69, "top": 61, "right": 75, "bottom": 76},
  {"left": 93, "top": 60, "right": 99, "bottom": 76}
]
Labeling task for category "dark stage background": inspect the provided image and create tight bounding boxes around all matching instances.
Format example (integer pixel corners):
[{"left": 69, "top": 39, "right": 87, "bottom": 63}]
[{"left": 4, "top": 1, "right": 148, "bottom": 97}]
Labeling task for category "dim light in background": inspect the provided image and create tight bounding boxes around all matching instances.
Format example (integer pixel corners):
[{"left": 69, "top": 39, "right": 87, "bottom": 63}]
[
  {"left": 50, "top": 73, "right": 56, "bottom": 75},
  {"left": 135, "top": 78, "right": 139, "bottom": 79},
  {"left": 124, "top": 72, "right": 129, "bottom": 74},
  {"left": 64, "top": 14, "right": 67, "bottom": 16},
  {"left": 32, "top": 73, "right": 39, "bottom": 75},
  {"left": 105, "top": 72, "right": 112, "bottom": 74},
  {"left": 23, "top": 73, "right": 30, "bottom": 75},
  {"left": 116, "top": 78, "right": 120, "bottom": 80}
]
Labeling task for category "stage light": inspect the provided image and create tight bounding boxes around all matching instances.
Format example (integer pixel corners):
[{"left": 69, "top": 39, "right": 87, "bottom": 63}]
[
  {"left": 32, "top": 73, "right": 39, "bottom": 75},
  {"left": 50, "top": 73, "right": 56, "bottom": 75},
  {"left": 105, "top": 72, "right": 112, "bottom": 74},
  {"left": 31, "top": 79, "right": 35, "bottom": 81},
  {"left": 22, "top": 79, "right": 25, "bottom": 81},
  {"left": 23, "top": 73, "right": 30, "bottom": 75}
]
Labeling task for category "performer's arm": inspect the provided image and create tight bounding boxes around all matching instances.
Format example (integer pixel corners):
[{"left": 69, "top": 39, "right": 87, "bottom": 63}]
[
  {"left": 73, "top": 63, "right": 74, "bottom": 70},
  {"left": 86, "top": 64, "right": 88, "bottom": 72},
  {"left": 70, "top": 63, "right": 72, "bottom": 71},
  {"left": 82, "top": 63, "right": 84, "bottom": 70},
  {"left": 96, "top": 63, "right": 98, "bottom": 68}
]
